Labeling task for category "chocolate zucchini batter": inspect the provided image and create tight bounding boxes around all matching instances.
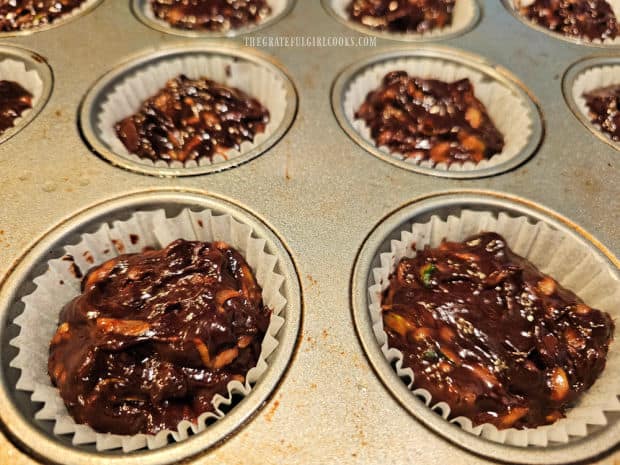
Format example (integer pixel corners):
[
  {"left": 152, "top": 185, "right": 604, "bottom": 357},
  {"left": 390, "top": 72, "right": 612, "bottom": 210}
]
[
  {"left": 382, "top": 232, "right": 614, "bottom": 429},
  {"left": 520, "top": 0, "right": 618, "bottom": 42},
  {"left": 0, "top": 0, "right": 87, "bottom": 31},
  {"left": 150, "top": 0, "right": 272, "bottom": 32},
  {"left": 0, "top": 80, "right": 32, "bottom": 134},
  {"left": 583, "top": 84, "right": 620, "bottom": 141},
  {"left": 347, "top": 0, "right": 455, "bottom": 33},
  {"left": 355, "top": 71, "right": 504, "bottom": 165},
  {"left": 48, "top": 239, "right": 271, "bottom": 435},
  {"left": 115, "top": 75, "right": 270, "bottom": 164}
]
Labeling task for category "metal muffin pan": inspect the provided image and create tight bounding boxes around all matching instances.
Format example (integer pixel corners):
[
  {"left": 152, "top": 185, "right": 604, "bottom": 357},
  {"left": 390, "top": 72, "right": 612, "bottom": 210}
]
[
  {"left": 0, "top": 45, "right": 53, "bottom": 146},
  {"left": 331, "top": 46, "right": 544, "bottom": 179},
  {"left": 79, "top": 43, "right": 298, "bottom": 177},
  {"left": 0, "top": 0, "right": 618, "bottom": 464},
  {"left": 0, "top": 0, "right": 104, "bottom": 38},
  {"left": 321, "top": 0, "right": 481, "bottom": 42},
  {"left": 351, "top": 190, "right": 620, "bottom": 465},
  {"left": 563, "top": 55, "right": 620, "bottom": 151},
  {"left": 500, "top": 0, "right": 620, "bottom": 48},
  {"left": 0, "top": 189, "right": 302, "bottom": 465},
  {"left": 132, "top": 0, "right": 297, "bottom": 38}
]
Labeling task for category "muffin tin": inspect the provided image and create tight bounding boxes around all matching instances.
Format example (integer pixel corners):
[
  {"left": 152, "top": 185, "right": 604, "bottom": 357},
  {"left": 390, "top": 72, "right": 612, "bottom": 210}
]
[{"left": 0, "top": 1, "right": 618, "bottom": 465}]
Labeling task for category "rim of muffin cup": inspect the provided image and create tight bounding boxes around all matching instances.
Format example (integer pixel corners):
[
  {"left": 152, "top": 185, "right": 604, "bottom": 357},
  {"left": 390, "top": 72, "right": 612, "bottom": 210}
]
[
  {"left": 501, "top": 0, "right": 620, "bottom": 48},
  {"left": 0, "top": 190, "right": 302, "bottom": 463},
  {"left": 321, "top": 0, "right": 481, "bottom": 42},
  {"left": 79, "top": 43, "right": 298, "bottom": 177},
  {"left": 351, "top": 190, "right": 620, "bottom": 464},
  {"left": 131, "top": 0, "right": 297, "bottom": 38},
  {"left": 331, "top": 47, "right": 544, "bottom": 179},
  {"left": 0, "top": 0, "right": 103, "bottom": 37},
  {"left": 0, "top": 45, "right": 53, "bottom": 146},
  {"left": 563, "top": 55, "right": 620, "bottom": 151}
]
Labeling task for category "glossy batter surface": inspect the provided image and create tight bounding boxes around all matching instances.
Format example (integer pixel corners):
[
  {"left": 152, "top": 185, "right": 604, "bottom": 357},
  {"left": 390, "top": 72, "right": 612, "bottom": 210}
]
[
  {"left": 48, "top": 239, "right": 271, "bottom": 435},
  {"left": 0, "top": 0, "right": 87, "bottom": 31},
  {"left": 583, "top": 84, "right": 620, "bottom": 141},
  {"left": 347, "top": 0, "right": 455, "bottom": 32},
  {"left": 381, "top": 232, "right": 614, "bottom": 429},
  {"left": 0, "top": 80, "right": 32, "bottom": 134},
  {"left": 115, "top": 75, "right": 270, "bottom": 163},
  {"left": 520, "top": 0, "right": 618, "bottom": 41},
  {"left": 150, "top": 0, "right": 271, "bottom": 31},
  {"left": 355, "top": 71, "right": 504, "bottom": 165}
]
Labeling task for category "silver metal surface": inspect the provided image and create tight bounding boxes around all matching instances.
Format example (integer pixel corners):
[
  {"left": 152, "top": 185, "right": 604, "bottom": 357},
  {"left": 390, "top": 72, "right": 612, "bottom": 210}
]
[
  {"left": 79, "top": 43, "right": 298, "bottom": 177},
  {"left": 0, "top": 45, "right": 53, "bottom": 146},
  {"left": 0, "top": 1, "right": 618, "bottom": 465},
  {"left": 320, "top": 0, "right": 481, "bottom": 42},
  {"left": 331, "top": 46, "right": 544, "bottom": 179},
  {"left": 0, "top": 189, "right": 302, "bottom": 465},
  {"left": 131, "top": 0, "right": 297, "bottom": 38},
  {"left": 563, "top": 56, "right": 620, "bottom": 152},
  {"left": 351, "top": 190, "right": 620, "bottom": 465},
  {"left": 500, "top": 0, "right": 620, "bottom": 48}
]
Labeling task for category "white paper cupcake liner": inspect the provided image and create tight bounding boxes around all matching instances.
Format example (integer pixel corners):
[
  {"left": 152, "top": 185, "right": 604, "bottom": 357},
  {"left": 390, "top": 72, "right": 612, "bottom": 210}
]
[
  {"left": 138, "top": 0, "right": 290, "bottom": 36},
  {"left": 512, "top": 0, "right": 620, "bottom": 45},
  {"left": 9, "top": 208, "right": 288, "bottom": 452},
  {"left": 343, "top": 57, "right": 535, "bottom": 173},
  {"left": 572, "top": 63, "right": 620, "bottom": 146},
  {"left": 0, "top": 58, "right": 44, "bottom": 136},
  {"left": 330, "top": 0, "right": 478, "bottom": 40},
  {"left": 368, "top": 210, "right": 620, "bottom": 447},
  {"left": 96, "top": 54, "right": 289, "bottom": 170}
]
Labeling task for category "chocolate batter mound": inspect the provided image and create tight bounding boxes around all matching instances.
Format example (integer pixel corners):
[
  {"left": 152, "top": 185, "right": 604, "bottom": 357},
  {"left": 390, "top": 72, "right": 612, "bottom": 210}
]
[
  {"left": 347, "top": 0, "right": 455, "bottom": 33},
  {"left": 0, "top": 80, "right": 32, "bottom": 134},
  {"left": 48, "top": 239, "right": 271, "bottom": 435},
  {"left": 583, "top": 84, "right": 620, "bottom": 141},
  {"left": 150, "top": 0, "right": 272, "bottom": 32},
  {"left": 355, "top": 71, "right": 504, "bottom": 165},
  {"left": 115, "top": 75, "right": 270, "bottom": 163},
  {"left": 0, "top": 0, "right": 87, "bottom": 31},
  {"left": 520, "top": 0, "right": 618, "bottom": 42},
  {"left": 382, "top": 232, "right": 614, "bottom": 429}
]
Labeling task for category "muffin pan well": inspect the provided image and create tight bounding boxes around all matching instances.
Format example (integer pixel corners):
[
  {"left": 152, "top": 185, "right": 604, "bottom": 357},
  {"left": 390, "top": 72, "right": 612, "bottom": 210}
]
[
  {"left": 332, "top": 47, "right": 544, "bottom": 179},
  {"left": 0, "top": 45, "right": 52, "bottom": 145},
  {"left": 132, "top": 0, "right": 297, "bottom": 38},
  {"left": 0, "top": 0, "right": 103, "bottom": 37},
  {"left": 351, "top": 191, "right": 620, "bottom": 463},
  {"left": 563, "top": 56, "right": 620, "bottom": 151},
  {"left": 0, "top": 190, "right": 302, "bottom": 464},
  {"left": 500, "top": 0, "right": 620, "bottom": 47},
  {"left": 321, "top": 0, "right": 481, "bottom": 42},
  {"left": 0, "top": 1, "right": 618, "bottom": 465},
  {"left": 79, "top": 44, "right": 297, "bottom": 177}
]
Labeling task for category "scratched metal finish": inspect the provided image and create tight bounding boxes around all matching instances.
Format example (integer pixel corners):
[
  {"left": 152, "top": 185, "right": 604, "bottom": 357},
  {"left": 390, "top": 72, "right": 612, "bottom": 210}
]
[{"left": 0, "top": 1, "right": 618, "bottom": 464}]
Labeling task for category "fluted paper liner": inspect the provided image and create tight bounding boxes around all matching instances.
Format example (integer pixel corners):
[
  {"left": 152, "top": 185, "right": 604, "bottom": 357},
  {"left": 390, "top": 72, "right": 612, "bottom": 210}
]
[
  {"left": 139, "top": 0, "right": 290, "bottom": 36},
  {"left": 343, "top": 57, "right": 535, "bottom": 173},
  {"left": 0, "top": 58, "right": 44, "bottom": 136},
  {"left": 368, "top": 210, "right": 620, "bottom": 447},
  {"left": 330, "top": 0, "right": 478, "bottom": 40},
  {"left": 96, "top": 53, "right": 289, "bottom": 169},
  {"left": 572, "top": 63, "right": 620, "bottom": 147},
  {"left": 10, "top": 208, "right": 288, "bottom": 452},
  {"left": 512, "top": 0, "right": 620, "bottom": 45}
]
